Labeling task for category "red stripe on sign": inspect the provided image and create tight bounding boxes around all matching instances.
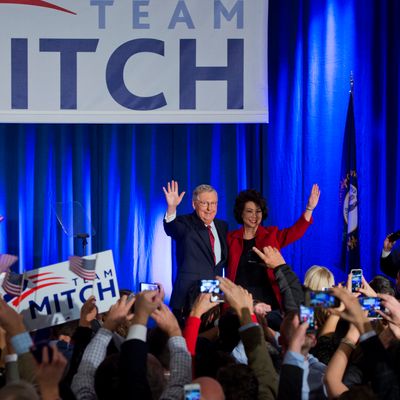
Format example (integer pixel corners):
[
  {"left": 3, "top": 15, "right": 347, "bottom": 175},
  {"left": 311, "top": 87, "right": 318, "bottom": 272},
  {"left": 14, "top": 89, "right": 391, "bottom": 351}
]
[
  {"left": 32, "top": 277, "right": 66, "bottom": 284},
  {"left": 0, "top": 0, "right": 75, "bottom": 14},
  {"left": 28, "top": 272, "right": 52, "bottom": 279},
  {"left": 11, "top": 281, "right": 66, "bottom": 307}
]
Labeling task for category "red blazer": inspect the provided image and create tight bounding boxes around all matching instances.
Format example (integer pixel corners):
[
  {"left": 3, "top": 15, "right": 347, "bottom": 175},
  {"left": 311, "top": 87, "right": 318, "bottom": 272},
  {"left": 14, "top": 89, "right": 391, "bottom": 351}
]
[{"left": 226, "top": 215, "right": 312, "bottom": 308}]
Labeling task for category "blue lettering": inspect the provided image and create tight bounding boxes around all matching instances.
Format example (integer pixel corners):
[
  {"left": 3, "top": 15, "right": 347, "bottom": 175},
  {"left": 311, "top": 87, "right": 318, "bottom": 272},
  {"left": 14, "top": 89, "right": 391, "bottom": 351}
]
[
  {"left": 60, "top": 288, "right": 76, "bottom": 309},
  {"left": 214, "top": 0, "right": 243, "bottom": 29},
  {"left": 29, "top": 297, "right": 51, "bottom": 320},
  {"left": 90, "top": 0, "right": 114, "bottom": 29},
  {"left": 106, "top": 38, "right": 166, "bottom": 110},
  {"left": 97, "top": 279, "right": 116, "bottom": 301},
  {"left": 39, "top": 39, "right": 99, "bottom": 109},
  {"left": 53, "top": 293, "right": 61, "bottom": 312},
  {"left": 104, "top": 269, "right": 113, "bottom": 278},
  {"left": 179, "top": 39, "right": 244, "bottom": 109},
  {"left": 168, "top": 0, "right": 194, "bottom": 29},
  {"left": 79, "top": 284, "right": 93, "bottom": 303},
  {"left": 11, "top": 38, "right": 28, "bottom": 109},
  {"left": 132, "top": 0, "right": 150, "bottom": 29}
]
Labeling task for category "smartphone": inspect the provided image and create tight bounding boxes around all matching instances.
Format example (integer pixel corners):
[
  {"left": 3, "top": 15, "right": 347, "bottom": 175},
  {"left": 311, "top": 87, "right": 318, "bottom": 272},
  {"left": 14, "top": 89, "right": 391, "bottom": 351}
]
[
  {"left": 30, "top": 340, "right": 53, "bottom": 364},
  {"left": 359, "top": 297, "right": 384, "bottom": 319},
  {"left": 305, "top": 290, "right": 340, "bottom": 308},
  {"left": 300, "top": 305, "right": 315, "bottom": 330},
  {"left": 184, "top": 383, "right": 201, "bottom": 400},
  {"left": 388, "top": 230, "right": 400, "bottom": 243},
  {"left": 351, "top": 269, "right": 363, "bottom": 292},
  {"left": 140, "top": 282, "right": 159, "bottom": 291},
  {"left": 200, "top": 279, "right": 224, "bottom": 303}
]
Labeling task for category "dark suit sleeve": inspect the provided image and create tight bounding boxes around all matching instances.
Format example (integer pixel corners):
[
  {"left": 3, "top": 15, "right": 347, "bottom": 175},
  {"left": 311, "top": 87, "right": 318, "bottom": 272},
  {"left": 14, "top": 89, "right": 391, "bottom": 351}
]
[
  {"left": 278, "top": 364, "right": 303, "bottom": 400},
  {"left": 380, "top": 251, "right": 400, "bottom": 278},
  {"left": 163, "top": 216, "right": 187, "bottom": 240},
  {"left": 119, "top": 339, "right": 152, "bottom": 399},
  {"left": 274, "top": 264, "right": 304, "bottom": 312}
]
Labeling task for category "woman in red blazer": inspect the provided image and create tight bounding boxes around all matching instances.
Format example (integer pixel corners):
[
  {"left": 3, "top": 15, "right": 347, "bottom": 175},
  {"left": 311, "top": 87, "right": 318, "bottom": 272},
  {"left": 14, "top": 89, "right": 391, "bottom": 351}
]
[{"left": 226, "top": 185, "right": 320, "bottom": 328}]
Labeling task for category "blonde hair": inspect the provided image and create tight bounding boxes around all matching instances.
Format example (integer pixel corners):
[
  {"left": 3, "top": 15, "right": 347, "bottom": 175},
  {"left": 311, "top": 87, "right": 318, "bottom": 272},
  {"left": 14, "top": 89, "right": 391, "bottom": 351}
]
[{"left": 304, "top": 265, "right": 335, "bottom": 291}]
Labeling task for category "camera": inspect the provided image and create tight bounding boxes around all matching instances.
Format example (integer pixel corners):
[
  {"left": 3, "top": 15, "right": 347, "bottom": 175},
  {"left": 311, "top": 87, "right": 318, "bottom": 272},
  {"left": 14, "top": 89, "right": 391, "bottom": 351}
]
[
  {"left": 140, "top": 282, "right": 159, "bottom": 291},
  {"left": 350, "top": 269, "right": 363, "bottom": 292},
  {"left": 184, "top": 383, "right": 201, "bottom": 400},
  {"left": 200, "top": 279, "right": 224, "bottom": 303},
  {"left": 304, "top": 290, "right": 340, "bottom": 308},
  {"left": 300, "top": 305, "right": 315, "bottom": 330},
  {"left": 359, "top": 296, "right": 384, "bottom": 319}
]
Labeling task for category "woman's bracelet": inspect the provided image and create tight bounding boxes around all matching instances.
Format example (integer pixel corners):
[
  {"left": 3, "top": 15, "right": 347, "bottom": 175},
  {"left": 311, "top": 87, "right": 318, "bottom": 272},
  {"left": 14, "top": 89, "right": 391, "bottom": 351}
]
[
  {"left": 306, "top": 206, "right": 314, "bottom": 211},
  {"left": 340, "top": 338, "right": 356, "bottom": 350}
]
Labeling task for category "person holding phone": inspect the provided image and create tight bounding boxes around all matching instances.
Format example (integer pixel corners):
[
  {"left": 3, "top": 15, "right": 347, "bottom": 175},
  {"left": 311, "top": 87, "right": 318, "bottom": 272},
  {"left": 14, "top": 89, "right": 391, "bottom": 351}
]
[
  {"left": 226, "top": 185, "right": 320, "bottom": 329},
  {"left": 380, "top": 231, "right": 400, "bottom": 285}
]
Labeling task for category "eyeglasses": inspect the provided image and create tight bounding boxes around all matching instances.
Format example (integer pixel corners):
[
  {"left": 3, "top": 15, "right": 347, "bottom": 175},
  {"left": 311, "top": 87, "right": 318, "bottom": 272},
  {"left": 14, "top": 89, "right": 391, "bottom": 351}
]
[
  {"left": 243, "top": 209, "right": 262, "bottom": 216},
  {"left": 196, "top": 200, "right": 218, "bottom": 209}
]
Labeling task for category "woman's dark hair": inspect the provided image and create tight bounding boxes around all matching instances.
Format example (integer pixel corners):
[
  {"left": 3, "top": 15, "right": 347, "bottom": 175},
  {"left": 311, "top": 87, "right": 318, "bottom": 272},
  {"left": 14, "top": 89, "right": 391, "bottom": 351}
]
[
  {"left": 233, "top": 189, "right": 268, "bottom": 224},
  {"left": 369, "top": 275, "right": 395, "bottom": 296}
]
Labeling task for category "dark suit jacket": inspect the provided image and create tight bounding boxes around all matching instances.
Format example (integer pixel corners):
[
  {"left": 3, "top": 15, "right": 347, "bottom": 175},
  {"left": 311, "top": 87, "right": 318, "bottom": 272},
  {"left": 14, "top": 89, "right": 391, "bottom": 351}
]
[
  {"left": 164, "top": 211, "right": 228, "bottom": 310},
  {"left": 380, "top": 250, "right": 400, "bottom": 279}
]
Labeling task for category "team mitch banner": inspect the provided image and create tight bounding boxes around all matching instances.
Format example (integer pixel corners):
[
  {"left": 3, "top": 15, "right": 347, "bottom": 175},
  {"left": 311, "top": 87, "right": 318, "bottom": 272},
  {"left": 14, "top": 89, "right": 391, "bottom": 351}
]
[
  {"left": 0, "top": 0, "right": 269, "bottom": 123},
  {"left": 2, "top": 250, "right": 119, "bottom": 331}
]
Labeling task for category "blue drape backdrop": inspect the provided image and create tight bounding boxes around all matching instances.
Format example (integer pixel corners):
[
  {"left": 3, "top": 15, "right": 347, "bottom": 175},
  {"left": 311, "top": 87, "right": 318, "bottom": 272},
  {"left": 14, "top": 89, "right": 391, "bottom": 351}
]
[{"left": 1, "top": 0, "right": 400, "bottom": 299}]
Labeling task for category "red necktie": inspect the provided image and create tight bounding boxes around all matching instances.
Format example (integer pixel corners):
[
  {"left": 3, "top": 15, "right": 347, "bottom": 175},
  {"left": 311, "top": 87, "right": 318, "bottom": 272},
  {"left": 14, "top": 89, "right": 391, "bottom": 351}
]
[{"left": 207, "top": 225, "right": 216, "bottom": 264}]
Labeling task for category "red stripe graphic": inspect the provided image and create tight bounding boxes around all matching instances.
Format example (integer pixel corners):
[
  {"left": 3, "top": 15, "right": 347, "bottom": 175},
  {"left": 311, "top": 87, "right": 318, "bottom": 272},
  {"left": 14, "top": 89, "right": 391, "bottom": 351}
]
[
  {"left": 0, "top": 0, "right": 75, "bottom": 14},
  {"left": 32, "top": 276, "right": 66, "bottom": 284},
  {"left": 11, "top": 281, "right": 66, "bottom": 307},
  {"left": 28, "top": 272, "right": 52, "bottom": 279}
]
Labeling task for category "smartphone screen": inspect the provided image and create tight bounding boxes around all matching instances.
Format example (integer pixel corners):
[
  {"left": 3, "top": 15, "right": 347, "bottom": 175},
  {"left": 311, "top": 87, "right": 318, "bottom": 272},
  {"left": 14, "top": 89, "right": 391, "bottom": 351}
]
[
  {"left": 305, "top": 290, "right": 340, "bottom": 308},
  {"left": 200, "top": 280, "right": 224, "bottom": 303},
  {"left": 184, "top": 384, "right": 201, "bottom": 400},
  {"left": 140, "top": 282, "right": 159, "bottom": 291},
  {"left": 359, "top": 297, "right": 384, "bottom": 319},
  {"left": 351, "top": 269, "right": 362, "bottom": 292},
  {"left": 300, "top": 305, "right": 315, "bottom": 330}
]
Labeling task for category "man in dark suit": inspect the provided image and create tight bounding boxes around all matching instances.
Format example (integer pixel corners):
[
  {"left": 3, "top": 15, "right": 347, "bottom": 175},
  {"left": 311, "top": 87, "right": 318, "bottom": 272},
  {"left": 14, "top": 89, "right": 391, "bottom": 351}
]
[
  {"left": 380, "top": 234, "right": 400, "bottom": 297},
  {"left": 163, "top": 180, "right": 228, "bottom": 320}
]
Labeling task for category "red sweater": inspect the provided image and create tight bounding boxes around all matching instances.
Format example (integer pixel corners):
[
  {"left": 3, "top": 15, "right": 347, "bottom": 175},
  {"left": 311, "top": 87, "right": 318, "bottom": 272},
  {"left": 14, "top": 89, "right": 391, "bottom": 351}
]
[{"left": 226, "top": 215, "right": 312, "bottom": 308}]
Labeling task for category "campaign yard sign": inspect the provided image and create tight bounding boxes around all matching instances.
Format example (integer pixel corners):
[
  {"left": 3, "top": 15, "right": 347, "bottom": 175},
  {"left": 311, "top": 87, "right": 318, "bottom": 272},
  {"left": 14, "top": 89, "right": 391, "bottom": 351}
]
[
  {"left": 4, "top": 250, "right": 119, "bottom": 331},
  {"left": 0, "top": 0, "right": 269, "bottom": 123}
]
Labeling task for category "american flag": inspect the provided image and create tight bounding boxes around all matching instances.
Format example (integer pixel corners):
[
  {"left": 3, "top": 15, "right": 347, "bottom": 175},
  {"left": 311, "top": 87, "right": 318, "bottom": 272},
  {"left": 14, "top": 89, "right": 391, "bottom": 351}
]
[
  {"left": 2, "top": 271, "right": 24, "bottom": 296},
  {"left": 0, "top": 254, "right": 18, "bottom": 273},
  {"left": 69, "top": 256, "right": 97, "bottom": 280}
]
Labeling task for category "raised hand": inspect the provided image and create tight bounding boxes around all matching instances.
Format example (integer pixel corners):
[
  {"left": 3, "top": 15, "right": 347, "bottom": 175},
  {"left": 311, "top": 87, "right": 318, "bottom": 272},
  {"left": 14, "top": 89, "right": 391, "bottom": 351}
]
[
  {"left": 190, "top": 293, "right": 218, "bottom": 318},
  {"left": 306, "top": 184, "right": 321, "bottom": 211},
  {"left": 377, "top": 293, "right": 400, "bottom": 339},
  {"left": 328, "top": 287, "right": 371, "bottom": 335},
  {"left": 217, "top": 276, "right": 253, "bottom": 321},
  {"left": 252, "top": 246, "right": 285, "bottom": 269},
  {"left": 163, "top": 180, "right": 185, "bottom": 214},
  {"left": 79, "top": 295, "right": 98, "bottom": 328},
  {"left": 103, "top": 295, "right": 135, "bottom": 332},
  {"left": 151, "top": 303, "right": 181, "bottom": 337},
  {"left": 383, "top": 235, "right": 395, "bottom": 252},
  {"left": 36, "top": 345, "right": 67, "bottom": 400}
]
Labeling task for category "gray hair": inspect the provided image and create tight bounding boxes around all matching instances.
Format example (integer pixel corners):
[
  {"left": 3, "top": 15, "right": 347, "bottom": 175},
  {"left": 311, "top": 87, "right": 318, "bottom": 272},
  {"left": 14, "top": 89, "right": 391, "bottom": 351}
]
[{"left": 192, "top": 184, "right": 217, "bottom": 202}]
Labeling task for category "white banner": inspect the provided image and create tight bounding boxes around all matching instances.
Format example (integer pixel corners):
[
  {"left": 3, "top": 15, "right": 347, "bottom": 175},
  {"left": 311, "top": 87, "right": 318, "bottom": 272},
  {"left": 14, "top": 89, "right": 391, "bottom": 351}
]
[
  {"left": 0, "top": 0, "right": 268, "bottom": 123},
  {"left": 4, "top": 250, "right": 119, "bottom": 331}
]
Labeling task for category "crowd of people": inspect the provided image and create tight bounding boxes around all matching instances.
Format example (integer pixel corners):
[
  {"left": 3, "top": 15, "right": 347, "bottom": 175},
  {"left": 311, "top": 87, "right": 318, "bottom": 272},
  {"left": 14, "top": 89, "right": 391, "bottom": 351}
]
[{"left": 0, "top": 182, "right": 399, "bottom": 400}]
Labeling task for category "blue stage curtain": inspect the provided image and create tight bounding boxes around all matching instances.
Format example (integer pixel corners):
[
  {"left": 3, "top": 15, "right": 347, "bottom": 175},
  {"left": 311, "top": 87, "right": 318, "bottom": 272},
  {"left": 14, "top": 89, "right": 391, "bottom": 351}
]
[{"left": 1, "top": 0, "right": 400, "bottom": 298}]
